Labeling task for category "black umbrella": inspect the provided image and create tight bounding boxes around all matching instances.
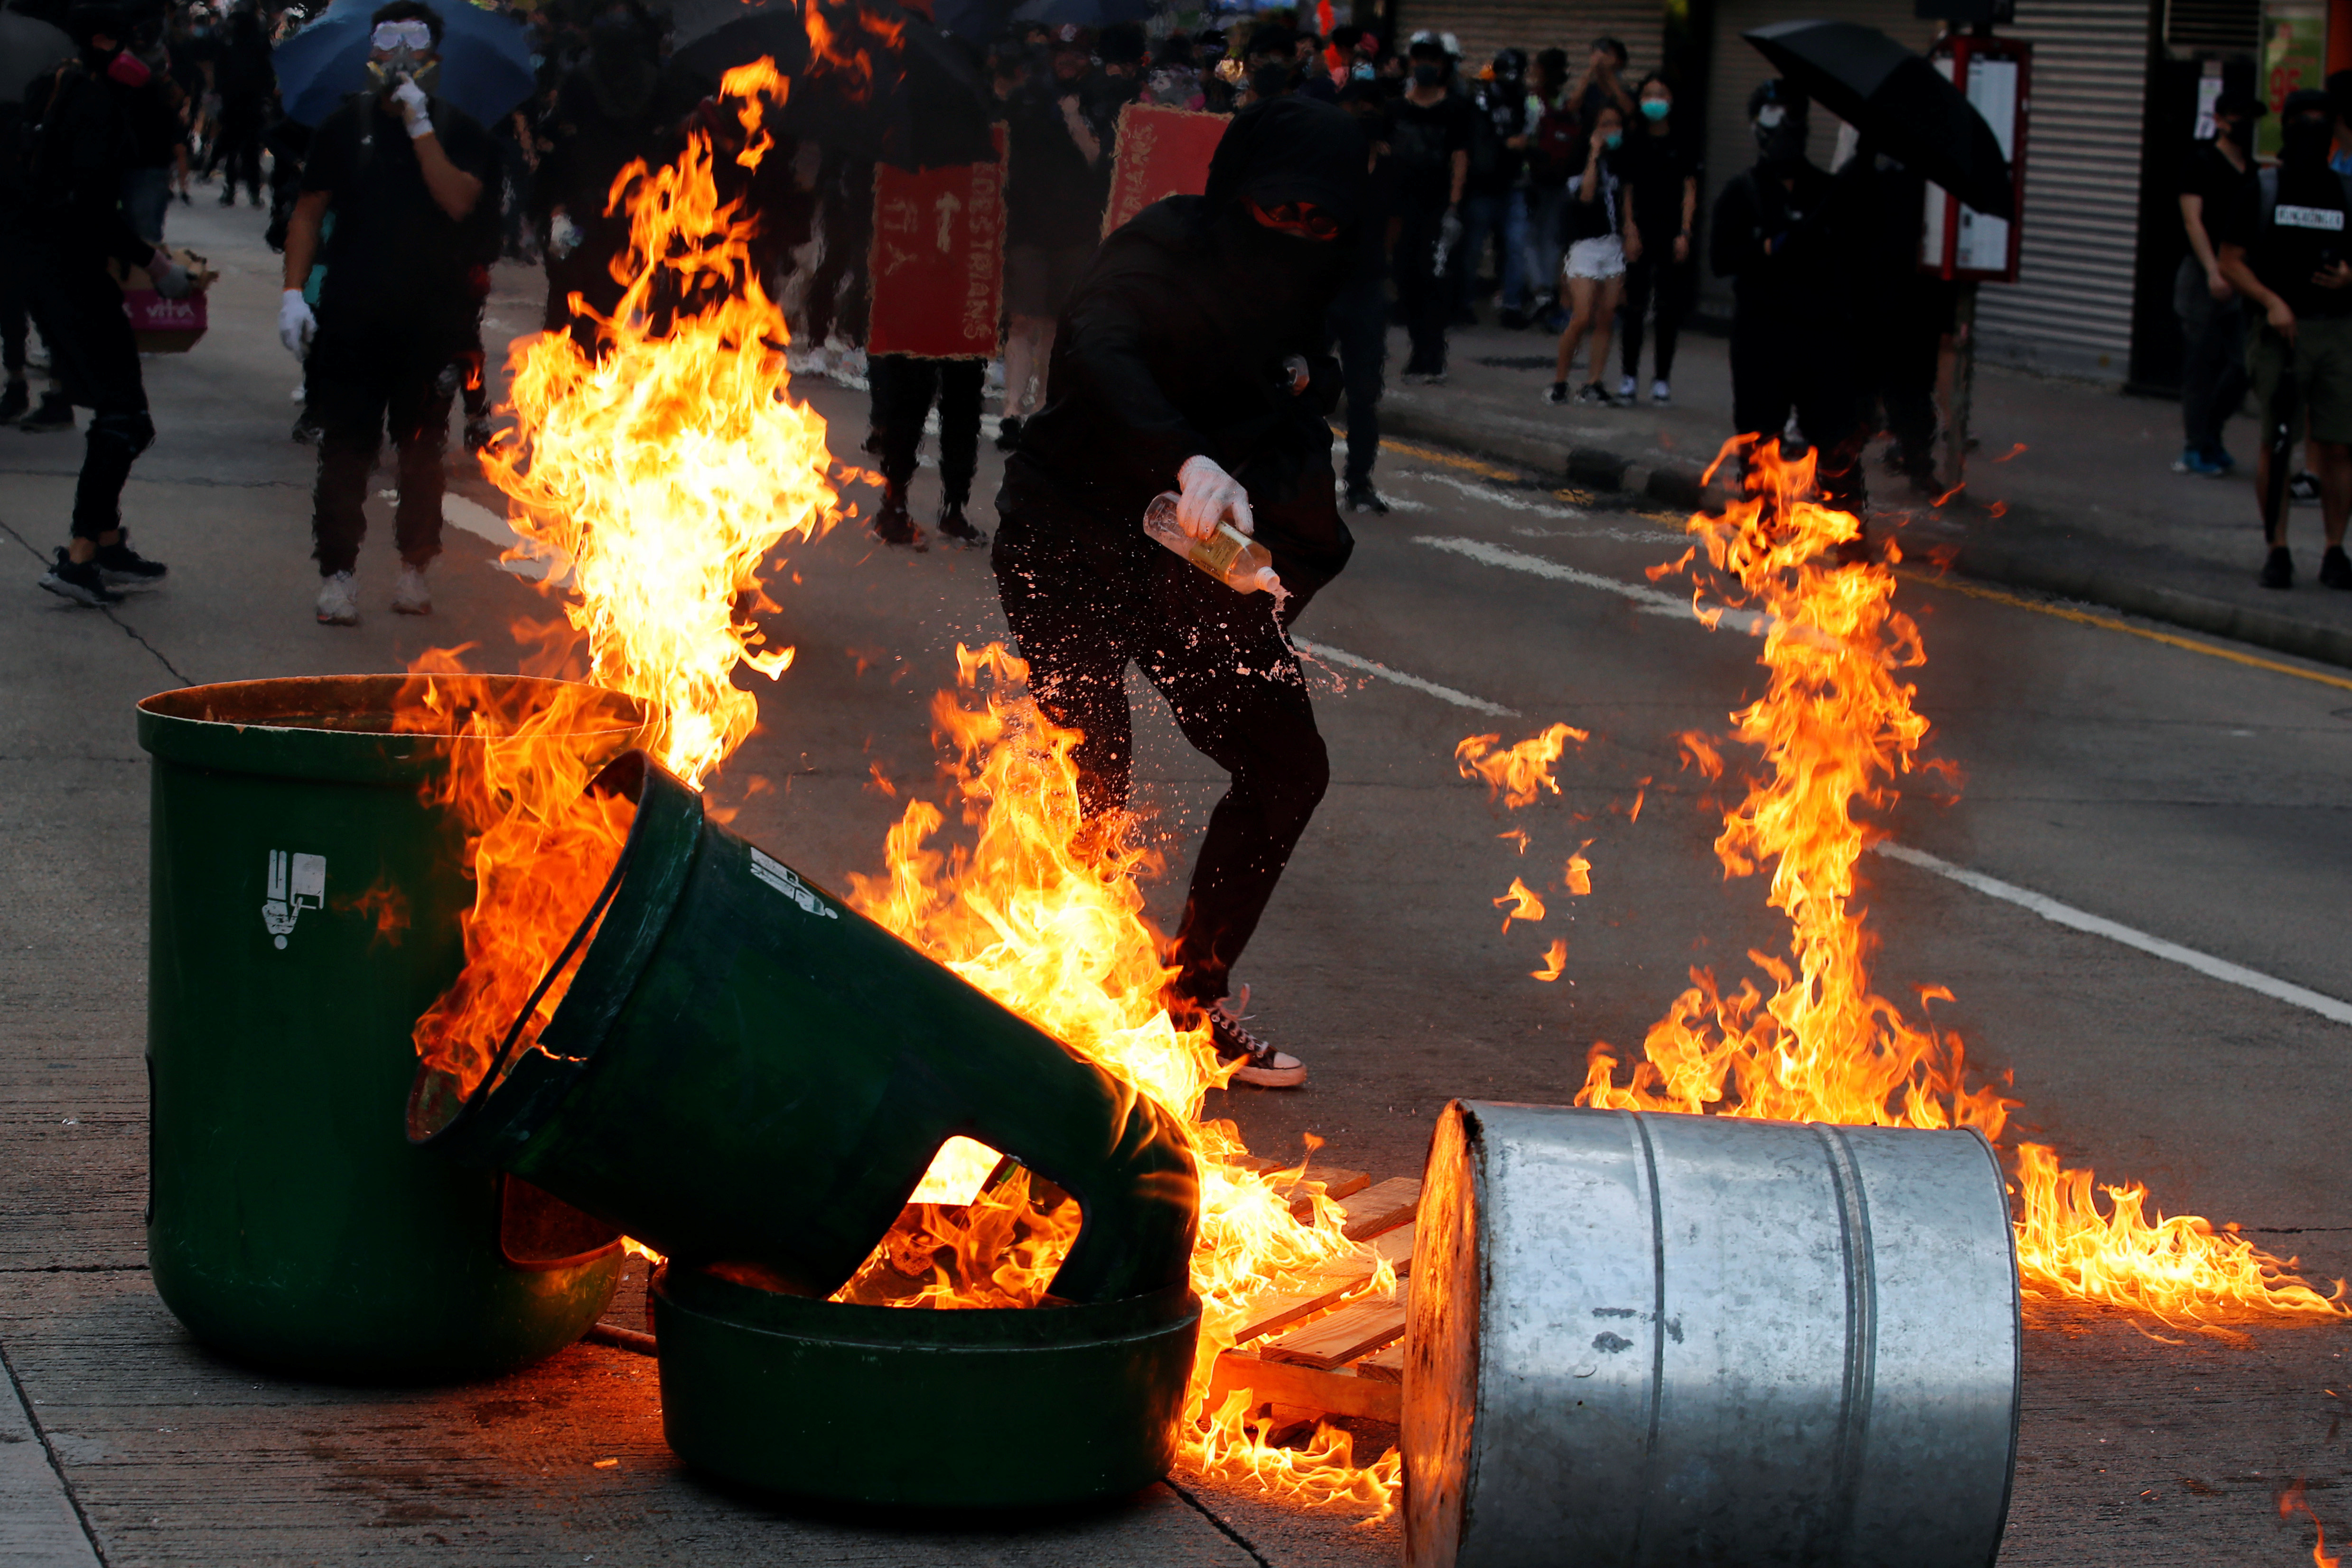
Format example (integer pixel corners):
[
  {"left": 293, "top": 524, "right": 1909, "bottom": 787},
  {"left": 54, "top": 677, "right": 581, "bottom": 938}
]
[
  {"left": 671, "top": 0, "right": 992, "bottom": 169},
  {"left": 1742, "top": 19, "right": 2013, "bottom": 220},
  {"left": 0, "top": 5, "right": 73, "bottom": 106}
]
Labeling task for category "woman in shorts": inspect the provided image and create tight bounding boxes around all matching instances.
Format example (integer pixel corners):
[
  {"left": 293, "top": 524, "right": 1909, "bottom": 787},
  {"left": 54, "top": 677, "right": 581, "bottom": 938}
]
[{"left": 1547, "top": 102, "right": 1628, "bottom": 407}]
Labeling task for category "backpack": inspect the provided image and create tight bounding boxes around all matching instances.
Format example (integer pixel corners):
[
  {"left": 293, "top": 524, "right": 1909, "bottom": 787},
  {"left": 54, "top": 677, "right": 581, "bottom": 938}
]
[
  {"left": 1527, "top": 103, "right": 1582, "bottom": 187},
  {"left": 2258, "top": 165, "right": 2352, "bottom": 233}
]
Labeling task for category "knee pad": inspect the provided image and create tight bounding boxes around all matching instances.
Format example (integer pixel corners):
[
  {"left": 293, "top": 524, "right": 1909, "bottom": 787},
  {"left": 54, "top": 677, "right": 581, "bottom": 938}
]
[{"left": 89, "top": 410, "right": 155, "bottom": 460}]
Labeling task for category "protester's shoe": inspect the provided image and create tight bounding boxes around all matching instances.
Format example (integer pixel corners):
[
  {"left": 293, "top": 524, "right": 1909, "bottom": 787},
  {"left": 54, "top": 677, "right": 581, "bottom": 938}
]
[
  {"left": 217, "top": 190, "right": 234, "bottom": 206},
  {"left": 38, "top": 550, "right": 118, "bottom": 607},
  {"left": 95, "top": 534, "right": 168, "bottom": 590},
  {"left": 1206, "top": 988, "right": 1306, "bottom": 1090},
  {"left": 870, "top": 495, "right": 925, "bottom": 551},
  {"left": 316, "top": 570, "right": 360, "bottom": 625},
  {"left": 2292, "top": 471, "right": 2322, "bottom": 504},
  {"left": 18, "top": 392, "right": 73, "bottom": 432},
  {"left": 1616, "top": 374, "right": 1637, "bottom": 401},
  {"left": 391, "top": 564, "right": 432, "bottom": 616},
  {"left": 2203, "top": 444, "right": 2236, "bottom": 475},
  {"left": 0, "top": 379, "right": 25, "bottom": 423},
  {"left": 1497, "top": 306, "right": 1528, "bottom": 329},
  {"left": 994, "top": 414, "right": 1024, "bottom": 453},
  {"left": 249, "top": 190, "right": 263, "bottom": 208},
  {"left": 463, "top": 416, "right": 493, "bottom": 454},
  {"left": 936, "top": 500, "right": 988, "bottom": 547},
  {"left": 1651, "top": 379, "right": 1672, "bottom": 405},
  {"left": 2321, "top": 545, "right": 2352, "bottom": 590},
  {"left": 2172, "top": 446, "right": 2227, "bottom": 476},
  {"left": 1345, "top": 484, "right": 1390, "bottom": 514},
  {"left": 1576, "top": 382, "right": 1614, "bottom": 407},
  {"left": 2259, "top": 545, "right": 2295, "bottom": 590},
  {"left": 1544, "top": 380, "right": 1568, "bottom": 406},
  {"left": 1537, "top": 307, "right": 1567, "bottom": 333}
]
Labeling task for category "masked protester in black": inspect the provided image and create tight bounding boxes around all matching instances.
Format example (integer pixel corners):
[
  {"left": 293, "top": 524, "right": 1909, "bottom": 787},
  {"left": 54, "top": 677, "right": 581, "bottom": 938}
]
[
  {"left": 1710, "top": 78, "right": 1870, "bottom": 520},
  {"left": 28, "top": 0, "right": 190, "bottom": 607},
  {"left": 993, "top": 97, "right": 1368, "bottom": 1090}
]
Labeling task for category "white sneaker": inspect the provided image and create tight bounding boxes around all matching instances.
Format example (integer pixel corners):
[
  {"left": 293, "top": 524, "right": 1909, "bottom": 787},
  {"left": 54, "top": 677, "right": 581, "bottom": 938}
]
[
  {"left": 315, "top": 570, "right": 358, "bottom": 625},
  {"left": 1616, "top": 374, "right": 1637, "bottom": 401},
  {"left": 1652, "top": 379, "right": 1671, "bottom": 405},
  {"left": 391, "top": 563, "right": 431, "bottom": 616}
]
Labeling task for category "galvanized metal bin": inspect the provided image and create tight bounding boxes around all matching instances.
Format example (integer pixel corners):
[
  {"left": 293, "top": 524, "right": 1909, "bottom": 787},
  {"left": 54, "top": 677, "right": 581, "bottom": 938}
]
[
  {"left": 1402, "top": 1101, "right": 2020, "bottom": 1568},
  {"left": 138, "top": 675, "right": 640, "bottom": 1379}
]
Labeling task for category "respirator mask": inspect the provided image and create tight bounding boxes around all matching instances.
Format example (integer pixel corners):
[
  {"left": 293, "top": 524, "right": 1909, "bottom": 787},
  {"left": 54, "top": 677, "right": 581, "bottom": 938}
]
[{"left": 366, "top": 19, "right": 440, "bottom": 94}]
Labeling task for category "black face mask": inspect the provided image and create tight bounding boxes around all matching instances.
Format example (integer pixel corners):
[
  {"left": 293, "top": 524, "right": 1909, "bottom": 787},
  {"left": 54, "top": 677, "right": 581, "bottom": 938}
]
[
  {"left": 2282, "top": 115, "right": 2333, "bottom": 167},
  {"left": 2218, "top": 115, "right": 2252, "bottom": 147},
  {"left": 1411, "top": 62, "right": 1444, "bottom": 88},
  {"left": 1757, "top": 119, "right": 1807, "bottom": 169}
]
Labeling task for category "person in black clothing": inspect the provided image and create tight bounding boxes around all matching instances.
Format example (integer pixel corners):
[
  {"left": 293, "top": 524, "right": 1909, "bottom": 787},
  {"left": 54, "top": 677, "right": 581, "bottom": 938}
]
[
  {"left": 537, "top": 0, "right": 680, "bottom": 352},
  {"left": 1709, "top": 78, "right": 1868, "bottom": 517},
  {"left": 1331, "top": 79, "right": 1394, "bottom": 513},
  {"left": 1616, "top": 72, "right": 1695, "bottom": 404},
  {"left": 1461, "top": 47, "right": 1532, "bottom": 326},
  {"left": 991, "top": 97, "right": 1368, "bottom": 1089},
  {"left": 997, "top": 25, "right": 1110, "bottom": 449},
  {"left": 278, "top": 0, "right": 499, "bottom": 625},
  {"left": 1387, "top": 34, "right": 1469, "bottom": 382},
  {"left": 1844, "top": 145, "right": 1951, "bottom": 495},
  {"left": 210, "top": 7, "right": 270, "bottom": 207},
  {"left": 2213, "top": 87, "right": 2352, "bottom": 589},
  {"left": 866, "top": 356, "right": 988, "bottom": 551},
  {"left": 2175, "top": 89, "right": 2261, "bottom": 476},
  {"left": 26, "top": 0, "right": 189, "bottom": 607}
]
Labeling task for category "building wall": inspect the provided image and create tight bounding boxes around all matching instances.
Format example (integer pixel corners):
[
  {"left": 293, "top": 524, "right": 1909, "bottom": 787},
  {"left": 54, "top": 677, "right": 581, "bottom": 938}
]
[{"left": 1391, "top": 0, "right": 1665, "bottom": 86}]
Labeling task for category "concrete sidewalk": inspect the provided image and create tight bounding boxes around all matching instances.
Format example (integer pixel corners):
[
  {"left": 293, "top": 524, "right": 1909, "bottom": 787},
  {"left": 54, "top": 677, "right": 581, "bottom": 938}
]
[{"left": 1368, "top": 317, "right": 2352, "bottom": 670}]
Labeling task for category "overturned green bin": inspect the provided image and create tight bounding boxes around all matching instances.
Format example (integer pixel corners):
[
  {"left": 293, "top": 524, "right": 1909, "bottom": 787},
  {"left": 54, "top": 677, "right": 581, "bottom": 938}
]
[{"left": 138, "top": 675, "right": 642, "bottom": 1380}]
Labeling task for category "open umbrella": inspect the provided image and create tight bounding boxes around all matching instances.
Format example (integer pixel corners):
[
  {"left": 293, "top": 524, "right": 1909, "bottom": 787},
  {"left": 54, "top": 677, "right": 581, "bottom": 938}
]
[
  {"left": 1742, "top": 19, "right": 2013, "bottom": 220},
  {"left": 0, "top": 4, "right": 73, "bottom": 106},
  {"left": 671, "top": 0, "right": 993, "bottom": 169},
  {"left": 271, "top": 0, "right": 537, "bottom": 129}
]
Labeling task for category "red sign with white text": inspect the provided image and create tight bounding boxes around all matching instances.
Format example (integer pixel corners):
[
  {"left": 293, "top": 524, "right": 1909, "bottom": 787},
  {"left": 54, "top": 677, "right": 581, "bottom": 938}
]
[
  {"left": 867, "top": 128, "right": 1008, "bottom": 359},
  {"left": 1101, "top": 103, "right": 1228, "bottom": 237}
]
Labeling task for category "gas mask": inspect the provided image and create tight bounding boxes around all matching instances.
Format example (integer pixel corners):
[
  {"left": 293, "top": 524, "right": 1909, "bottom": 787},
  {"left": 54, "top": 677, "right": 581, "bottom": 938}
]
[
  {"left": 366, "top": 19, "right": 441, "bottom": 94},
  {"left": 1754, "top": 103, "right": 1807, "bottom": 168},
  {"left": 1411, "top": 61, "right": 1445, "bottom": 88}
]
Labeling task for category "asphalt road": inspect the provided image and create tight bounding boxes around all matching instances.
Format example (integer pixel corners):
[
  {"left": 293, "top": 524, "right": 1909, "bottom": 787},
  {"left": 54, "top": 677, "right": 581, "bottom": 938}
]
[{"left": 3, "top": 196, "right": 2350, "bottom": 1567}]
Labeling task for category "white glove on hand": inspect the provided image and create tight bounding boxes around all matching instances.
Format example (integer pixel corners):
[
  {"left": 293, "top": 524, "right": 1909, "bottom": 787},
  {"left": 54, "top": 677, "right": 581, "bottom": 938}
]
[
  {"left": 391, "top": 79, "right": 433, "bottom": 138},
  {"left": 279, "top": 289, "right": 317, "bottom": 359},
  {"left": 147, "top": 249, "right": 191, "bottom": 299},
  {"left": 547, "top": 212, "right": 585, "bottom": 261},
  {"left": 1176, "top": 453, "right": 1252, "bottom": 541}
]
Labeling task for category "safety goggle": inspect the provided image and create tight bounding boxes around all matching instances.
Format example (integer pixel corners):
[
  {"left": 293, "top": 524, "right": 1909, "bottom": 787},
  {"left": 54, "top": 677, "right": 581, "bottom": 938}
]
[{"left": 371, "top": 19, "right": 432, "bottom": 52}]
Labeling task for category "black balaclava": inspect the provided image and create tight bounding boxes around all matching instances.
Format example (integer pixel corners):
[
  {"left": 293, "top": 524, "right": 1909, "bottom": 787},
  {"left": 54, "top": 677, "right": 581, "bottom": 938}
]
[
  {"left": 1750, "top": 78, "right": 1809, "bottom": 174},
  {"left": 1196, "top": 96, "right": 1367, "bottom": 344},
  {"left": 2280, "top": 89, "right": 2335, "bottom": 169},
  {"left": 585, "top": 5, "right": 657, "bottom": 118}
]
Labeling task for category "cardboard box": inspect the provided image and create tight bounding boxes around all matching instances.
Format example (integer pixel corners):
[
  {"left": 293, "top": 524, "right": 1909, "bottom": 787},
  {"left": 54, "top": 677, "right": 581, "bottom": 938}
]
[{"left": 111, "top": 246, "right": 216, "bottom": 353}]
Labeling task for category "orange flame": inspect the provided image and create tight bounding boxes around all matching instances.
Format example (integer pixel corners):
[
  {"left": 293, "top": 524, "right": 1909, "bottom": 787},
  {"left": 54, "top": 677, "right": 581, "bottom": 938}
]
[
  {"left": 1494, "top": 877, "right": 1545, "bottom": 932},
  {"left": 1531, "top": 939, "right": 1568, "bottom": 982},
  {"left": 1561, "top": 437, "right": 2346, "bottom": 1325},
  {"left": 1562, "top": 845, "right": 1592, "bottom": 896},
  {"left": 2283, "top": 1480, "right": 2344, "bottom": 1568},
  {"left": 1455, "top": 722, "right": 1587, "bottom": 808}
]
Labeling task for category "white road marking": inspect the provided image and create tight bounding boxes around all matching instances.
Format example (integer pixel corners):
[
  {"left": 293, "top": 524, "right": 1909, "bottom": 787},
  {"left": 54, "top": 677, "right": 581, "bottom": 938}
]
[
  {"left": 441, "top": 493, "right": 565, "bottom": 581},
  {"left": 1292, "top": 637, "right": 1519, "bottom": 716},
  {"left": 1404, "top": 469, "right": 1588, "bottom": 520},
  {"left": 1873, "top": 842, "right": 2352, "bottom": 1027},
  {"left": 1413, "top": 533, "right": 1770, "bottom": 636}
]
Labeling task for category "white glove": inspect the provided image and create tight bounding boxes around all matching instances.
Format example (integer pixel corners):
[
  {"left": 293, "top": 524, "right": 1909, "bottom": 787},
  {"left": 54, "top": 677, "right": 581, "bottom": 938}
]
[
  {"left": 147, "top": 249, "right": 191, "bottom": 299},
  {"left": 391, "top": 79, "right": 433, "bottom": 138},
  {"left": 1176, "top": 453, "right": 1252, "bottom": 541},
  {"left": 279, "top": 289, "right": 316, "bottom": 359},
  {"left": 547, "top": 212, "right": 584, "bottom": 260}
]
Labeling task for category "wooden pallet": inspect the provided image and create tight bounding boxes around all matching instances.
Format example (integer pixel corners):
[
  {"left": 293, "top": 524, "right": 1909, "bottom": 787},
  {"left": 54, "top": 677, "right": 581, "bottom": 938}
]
[{"left": 1205, "top": 1176, "right": 1420, "bottom": 1425}]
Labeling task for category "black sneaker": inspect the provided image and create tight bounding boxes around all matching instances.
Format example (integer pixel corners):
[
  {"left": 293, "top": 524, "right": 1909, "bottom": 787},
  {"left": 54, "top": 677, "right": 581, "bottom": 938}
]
[
  {"left": 994, "top": 415, "right": 1024, "bottom": 453},
  {"left": 95, "top": 534, "right": 168, "bottom": 590},
  {"left": 19, "top": 392, "right": 73, "bottom": 432},
  {"left": 1576, "top": 382, "right": 1614, "bottom": 407},
  {"left": 1345, "top": 484, "right": 1390, "bottom": 514},
  {"left": 1204, "top": 988, "right": 1306, "bottom": 1089},
  {"left": 0, "top": 379, "right": 25, "bottom": 423},
  {"left": 1543, "top": 381, "right": 1568, "bottom": 406},
  {"left": 870, "top": 494, "right": 925, "bottom": 551},
  {"left": 38, "top": 550, "right": 119, "bottom": 607},
  {"left": 936, "top": 500, "right": 987, "bottom": 547},
  {"left": 2260, "top": 545, "right": 2295, "bottom": 589},
  {"left": 2321, "top": 545, "right": 2352, "bottom": 590},
  {"left": 291, "top": 410, "right": 323, "bottom": 446},
  {"left": 2292, "top": 472, "right": 2322, "bottom": 504}
]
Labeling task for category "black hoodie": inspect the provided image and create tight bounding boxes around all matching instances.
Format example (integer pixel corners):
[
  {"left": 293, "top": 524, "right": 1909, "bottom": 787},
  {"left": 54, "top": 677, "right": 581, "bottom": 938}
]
[{"left": 999, "top": 96, "right": 1370, "bottom": 607}]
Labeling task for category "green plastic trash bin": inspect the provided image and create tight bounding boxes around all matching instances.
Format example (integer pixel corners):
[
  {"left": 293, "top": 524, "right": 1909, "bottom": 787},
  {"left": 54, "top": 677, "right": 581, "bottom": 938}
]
[{"left": 139, "top": 674, "right": 643, "bottom": 1380}]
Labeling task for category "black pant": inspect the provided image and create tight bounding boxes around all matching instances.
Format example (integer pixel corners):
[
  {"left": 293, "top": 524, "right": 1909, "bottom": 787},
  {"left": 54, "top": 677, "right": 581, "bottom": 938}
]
[
  {"left": 307, "top": 319, "right": 458, "bottom": 574},
  {"left": 1730, "top": 315, "right": 1868, "bottom": 514},
  {"left": 868, "top": 355, "right": 982, "bottom": 505},
  {"left": 217, "top": 103, "right": 264, "bottom": 201},
  {"left": 29, "top": 250, "right": 152, "bottom": 540},
  {"left": 0, "top": 224, "right": 27, "bottom": 379},
  {"left": 1327, "top": 277, "right": 1386, "bottom": 489},
  {"left": 545, "top": 235, "right": 628, "bottom": 355},
  {"left": 1866, "top": 282, "right": 1947, "bottom": 482},
  {"left": 1619, "top": 252, "right": 1690, "bottom": 383},
  {"left": 992, "top": 519, "right": 1329, "bottom": 1008},
  {"left": 2175, "top": 255, "right": 2249, "bottom": 456},
  {"left": 1393, "top": 205, "right": 1452, "bottom": 376}
]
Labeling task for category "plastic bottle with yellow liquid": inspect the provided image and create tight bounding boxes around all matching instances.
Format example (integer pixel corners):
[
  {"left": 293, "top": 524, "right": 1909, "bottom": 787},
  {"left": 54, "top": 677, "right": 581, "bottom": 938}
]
[{"left": 1142, "top": 492, "right": 1283, "bottom": 596}]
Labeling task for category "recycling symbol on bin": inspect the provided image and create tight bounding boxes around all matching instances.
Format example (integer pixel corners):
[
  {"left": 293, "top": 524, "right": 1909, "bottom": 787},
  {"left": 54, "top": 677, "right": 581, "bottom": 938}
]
[{"left": 261, "top": 849, "right": 326, "bottom": 949}]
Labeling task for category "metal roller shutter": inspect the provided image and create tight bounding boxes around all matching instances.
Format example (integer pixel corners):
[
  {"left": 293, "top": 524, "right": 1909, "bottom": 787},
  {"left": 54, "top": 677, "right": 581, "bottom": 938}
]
[
  {"left": 1971, "top": 0, "right": 2154, "bottom": 380},
  {"left": 1391, "top": 0, "right": 1664, "bottom": 82}
]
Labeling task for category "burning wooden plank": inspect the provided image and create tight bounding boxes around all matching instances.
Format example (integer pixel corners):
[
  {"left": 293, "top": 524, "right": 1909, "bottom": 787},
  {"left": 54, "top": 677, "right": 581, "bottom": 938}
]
[
  {"left": 1259, "top": 1297, "right": 1408, "bottom": 1371},
  {"left": 1224, "top": 1155, "right": 1370, "bottom": 1218},
  {"left": 1206, "top": 1349, "right": 1400, "bottom": 1425},
  {"left": 1337, "top": 1177, "right": 1420, "bottom": 1240}
]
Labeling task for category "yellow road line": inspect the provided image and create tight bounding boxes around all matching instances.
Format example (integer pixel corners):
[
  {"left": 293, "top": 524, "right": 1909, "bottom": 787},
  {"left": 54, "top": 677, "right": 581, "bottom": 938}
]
[
  {"left": 1372, "top": 437, "right": 1525, "bottom": 483},
  {"left": 1895, "top": 567, "right": 2352, "bottom": 694}
]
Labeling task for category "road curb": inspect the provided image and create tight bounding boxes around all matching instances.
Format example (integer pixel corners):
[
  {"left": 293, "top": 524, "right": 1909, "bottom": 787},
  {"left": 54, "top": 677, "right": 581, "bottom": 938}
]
[{"left": 1373, "top": 402, "right": 2352, "bottom": 674}]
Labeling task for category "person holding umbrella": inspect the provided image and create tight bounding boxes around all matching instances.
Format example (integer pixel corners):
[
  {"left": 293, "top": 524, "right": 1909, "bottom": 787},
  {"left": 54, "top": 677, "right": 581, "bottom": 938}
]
[
  {"left": 277, "top": 0, "right": 500, "bottom": 625},
  {"left": 2214, "top": 86, "right": 2352, "bottom": 590}
]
